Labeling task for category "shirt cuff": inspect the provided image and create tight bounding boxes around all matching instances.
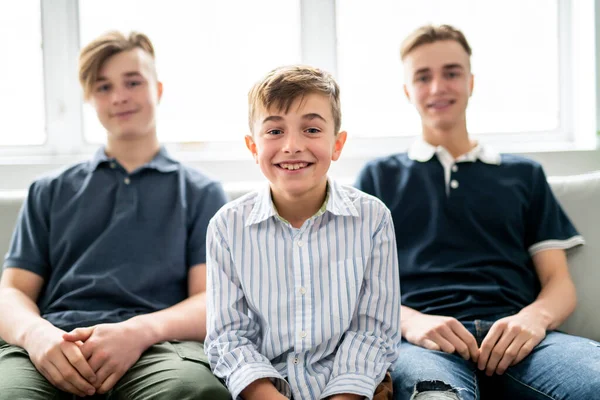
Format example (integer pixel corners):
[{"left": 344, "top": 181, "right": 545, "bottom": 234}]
[
  {"left": 228, "top": 362, "right": 289, "bottom": 400},
  {"left": 320, "top": 373, "right": 377, "bottom": 399}
]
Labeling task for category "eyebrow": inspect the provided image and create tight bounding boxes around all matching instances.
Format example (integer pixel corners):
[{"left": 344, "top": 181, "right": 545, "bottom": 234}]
[
  {"left": 414, "top": 63, "right": 465, "bottom": 75},
  {"left": 262, "top": 113, "right": 327, "bottom": 125},
  {"left": 95, "top": 71, "right": 143, "bottom": 82}
]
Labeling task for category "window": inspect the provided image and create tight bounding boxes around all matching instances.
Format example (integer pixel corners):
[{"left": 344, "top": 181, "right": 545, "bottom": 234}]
[
  {"left": 336, "top": 0, "right": 560, "bottom": 138},
  {"left": 0, "top": 2, "right": 45, "bottom": 146},
  {"left": 79, "top": 0, "right": 302, "bottom": 145}
]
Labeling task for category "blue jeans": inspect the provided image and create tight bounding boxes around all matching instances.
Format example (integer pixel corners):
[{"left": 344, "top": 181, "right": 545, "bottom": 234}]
[{"left": 391, "top": 317, "right": 600, "bottom": 400}]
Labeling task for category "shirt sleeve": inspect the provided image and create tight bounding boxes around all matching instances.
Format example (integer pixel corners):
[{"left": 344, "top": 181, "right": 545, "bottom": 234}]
[
  {"left": 3, "top": 179, "right": 52, "bottom": 278},
  {"left": 187, "top": 181, "right": 228, "bottom": 267},
  {"left": 525, "top": 164, "right": 584, "bottom": 255},
  {"left": 321, "top": 207, "right": 402, "bottom": 399},
  {"left": 204, "top": 213, "right": 289, "bottom": 399}
]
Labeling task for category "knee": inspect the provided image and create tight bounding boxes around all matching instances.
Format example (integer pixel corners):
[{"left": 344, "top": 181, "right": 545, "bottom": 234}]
[
  {"left": 172, "top": 377, "right": 230, "bottom": 400},
  {"left": 410, "top": 380, "right": 462, "bottom": 400}
]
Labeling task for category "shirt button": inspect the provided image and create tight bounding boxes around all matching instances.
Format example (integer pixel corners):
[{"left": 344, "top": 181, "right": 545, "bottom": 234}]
[
  {"left": 452, "top": 165, "right": 458, "bottom": 173},
  {"left": 293, "top": 357, "right": 299, "bottom": 364},
  {"left": 124, "top": 177, "right": 131, "bottom": 185},
  {"left": 110, "top": 162, "right": 116, "bottom": 169},
  {"left": 297, "top": 241, "right": 303, "bottom": 247},
  {"left": 450, "top": 180, "right": 459, "bottom": 189},
  {"left": 299, "top": 287, "right": 306, "bottom": 295},
  {"left": 300, "top": 331, "right": 307, "bottom": 338}
]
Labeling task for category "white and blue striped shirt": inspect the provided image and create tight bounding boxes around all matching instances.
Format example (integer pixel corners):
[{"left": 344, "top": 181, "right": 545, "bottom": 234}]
[{"left": 205, "top": 179, "right": 402, "bottom": 400}]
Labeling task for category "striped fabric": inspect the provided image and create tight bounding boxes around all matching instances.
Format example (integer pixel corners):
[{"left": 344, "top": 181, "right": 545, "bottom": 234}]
[{"left": 205, "top": 179, "right": 401, "bottom": 399}]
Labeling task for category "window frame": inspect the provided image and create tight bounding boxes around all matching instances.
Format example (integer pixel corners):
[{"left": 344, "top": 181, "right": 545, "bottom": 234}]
[{"left": 0, "top": 0, "right": 597, "bottom": 179}]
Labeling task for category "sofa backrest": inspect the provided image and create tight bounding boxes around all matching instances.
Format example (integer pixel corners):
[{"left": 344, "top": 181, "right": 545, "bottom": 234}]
[
  {"left": 548, "top": 172, "right": 600, "bottom": 341},
  {"left": 0, "top": 173, "right": 598, "bottom": 340}
]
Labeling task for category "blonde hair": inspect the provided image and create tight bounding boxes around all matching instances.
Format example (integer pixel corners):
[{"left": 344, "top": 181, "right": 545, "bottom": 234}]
[
  {"left": 248, "top": 65, "right": 342, "bottom": 134},
  {"left": 79, "top": 31, "right": 155, "bottom": 100},
  {"left": 401, "top": 24, "right": 472, "bottom": 60}
]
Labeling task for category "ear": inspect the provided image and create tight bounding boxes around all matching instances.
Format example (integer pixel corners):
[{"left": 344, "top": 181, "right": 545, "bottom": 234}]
[
  {"left": 245, "top": 134, "right": 259, "bottom": 163},
  {"left": 156, "top": 81, "right": 164, "bottom": 102},
  {"left": 403, "top": 84, "right": 411, "bottom": 102},
  {"left": 331, "top": 131, "right": 347, "bottom": 161},
  {"left": 469, "top": 74, "right": 474, "bottom": 97}
]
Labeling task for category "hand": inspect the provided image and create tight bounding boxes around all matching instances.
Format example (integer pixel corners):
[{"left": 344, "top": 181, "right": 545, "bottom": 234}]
[
  {"left": 328, "top": 394, "right": 363, "bottom": 400},
  {"left": 477, "top": 312, "right": 547, "bottom": 376},
  {"left": 63, "top": 322, "right": 148, "bottom": 394},
  {"left": 403, "top": 313, "right": 479, "bottom": 362},
  {"left": 24, "top": 323, "right": 97, "bottom": 397}
]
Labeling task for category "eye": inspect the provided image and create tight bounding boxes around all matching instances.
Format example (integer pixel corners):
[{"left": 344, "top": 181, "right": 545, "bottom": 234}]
[
  {"left": 305, "top": 128, "right": 321, "bottom": 134},
  {"left": 266, "top": 129, "right": 283, "bottom": 136},
  {"left": 126, "top": 80, "right": 142, "bottom": 88},
  {"left": 415, "top": 75, "right": 430, "bottom": 83},
  {"left": 96, "top": 83, "right": 111, "bottom": 93},
  {"left": 446, "top": 71, "right": 460, "bottom": 79}
]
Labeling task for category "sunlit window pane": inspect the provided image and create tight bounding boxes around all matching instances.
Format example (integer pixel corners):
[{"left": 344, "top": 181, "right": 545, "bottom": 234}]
[
  {"left": 336, "top": 0, "right": 559, "bottom": 137},
  {"left": 0, "top": 2, "right": 45, "bottom": 146},
  {"left": 79, "top": 0, "right": 301, "bottom": 144}
]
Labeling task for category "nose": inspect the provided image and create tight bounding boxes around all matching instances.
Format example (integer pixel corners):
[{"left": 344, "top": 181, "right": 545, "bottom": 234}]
[
  {"left": 430, "top": 76, "right": 446, "bottom": 94},
  {"left": 111, "top": 87, "right": 129, "bottom": 105},
  {"left": 282, "top": 131, "right": 304, "bottom": 154}
]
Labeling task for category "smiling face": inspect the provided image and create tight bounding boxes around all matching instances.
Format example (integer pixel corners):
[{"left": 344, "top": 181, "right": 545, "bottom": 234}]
[
  {"left": 246, "top": 92, "right": 346, "bottom": 203},
  {"left": 403, "top": 40, "right": 474, "bottom": 143},
  {"left": 89, "top": 48, "right": 162, "bottom": 141}
]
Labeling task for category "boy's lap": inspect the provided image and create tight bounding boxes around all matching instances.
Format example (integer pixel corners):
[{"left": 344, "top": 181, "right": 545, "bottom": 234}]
[{"left": 0, "top": 339, "right": 229, "bottom": 400}]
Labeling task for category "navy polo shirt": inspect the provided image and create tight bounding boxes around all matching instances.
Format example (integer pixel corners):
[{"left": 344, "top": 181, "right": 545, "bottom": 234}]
[
  {"left": 355, "top": 140, "right": 584, "bottom": 321},
  {"left": 3, "top": 147, "right": 228, "bottom": 331}
]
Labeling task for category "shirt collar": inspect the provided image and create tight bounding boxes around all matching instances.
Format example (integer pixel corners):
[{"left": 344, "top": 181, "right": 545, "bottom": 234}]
[
  {"left": 407, "top": 137, "right": 501, "bottom": 165},
  {"left": 88, "top": 146, "right": 179, "bottom": 173},
  {"left": 245, "top": 177, "right": 359, "bottom": 227}
]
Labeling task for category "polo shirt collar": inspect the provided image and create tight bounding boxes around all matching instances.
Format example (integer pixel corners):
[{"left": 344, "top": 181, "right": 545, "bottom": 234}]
[
  {"left": 408, "top": 138, "right": 501, "bottom": 165},
  {"left": 245, "top": 177, "right": 359, "bottom": 227},
  {"left": 88, "top": 146, "right": 179, "bottom": 173}
]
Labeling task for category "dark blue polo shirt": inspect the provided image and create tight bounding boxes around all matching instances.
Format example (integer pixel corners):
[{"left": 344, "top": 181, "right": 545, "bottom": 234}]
[
  {"left": 355, "top": 142, "right": 583, "bottom": 320},
  {"left": 3, "top": 147, "right": 228, "bottom": 331}
]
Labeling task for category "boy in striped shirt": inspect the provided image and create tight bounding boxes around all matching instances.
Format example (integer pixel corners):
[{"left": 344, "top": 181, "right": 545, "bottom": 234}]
[{"left": 205, "top": 65, "right": 402, "bottom": 400}]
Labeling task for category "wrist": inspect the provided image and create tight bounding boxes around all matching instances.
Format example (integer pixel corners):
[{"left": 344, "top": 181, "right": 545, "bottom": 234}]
[
  {"left": 21, "top": 319, "right": 58, "bottom": 350},
  {"left": 518, "top": 307, "right": 553, "bottom": 330},
  {"left": 241, "top": 378, "right": 280, "bottom": 400},
  {"left": 122, "top": 315, "right": 159, "bottom": 350}
]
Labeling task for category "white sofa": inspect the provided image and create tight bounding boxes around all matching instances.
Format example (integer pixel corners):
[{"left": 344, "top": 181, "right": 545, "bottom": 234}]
[{"left": 1, "top": 173, "right": 599, "bottom": 341}]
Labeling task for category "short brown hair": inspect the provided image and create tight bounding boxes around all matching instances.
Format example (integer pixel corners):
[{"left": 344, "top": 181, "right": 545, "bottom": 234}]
[
  {"left": 248, "top": 65, "right": 342, "bottom": 134},
  {"left": 79, "top": 31, "right": 155, "bottom": 100},
  {"left": 400, "top": 24, "right": 472, "bottom": 60}
]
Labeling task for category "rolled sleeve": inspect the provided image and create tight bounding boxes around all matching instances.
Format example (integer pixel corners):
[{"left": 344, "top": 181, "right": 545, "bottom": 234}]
[
  {"left": 321, "top": 208, "right": 402, "bottom": 399},
  {"left": 204, "top": 214, "right": 289, "bottom": 399}
]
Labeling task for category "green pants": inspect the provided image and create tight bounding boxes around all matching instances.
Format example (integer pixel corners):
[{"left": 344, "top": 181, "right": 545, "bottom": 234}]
[{"left": 0, "top": 339, "right": 230, "bottom": 400}]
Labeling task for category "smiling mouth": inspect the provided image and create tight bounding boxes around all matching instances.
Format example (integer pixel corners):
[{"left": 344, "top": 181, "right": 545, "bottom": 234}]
[
  {"left": 275, "top": 162, "right": 313, "bottom": 171},
  {"left": 427, "top": 100, "right": 455, "bottom": 109},
  {"left": 112, "top": 110, "right": 138, "bottom": 118}
]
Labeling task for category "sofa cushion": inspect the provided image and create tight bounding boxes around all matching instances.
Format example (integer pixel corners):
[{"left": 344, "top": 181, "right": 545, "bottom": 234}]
[
  {"left": 549, "top": 171, "right": 600, "bottom": 341},
  {"left": 0, "top": 191, "right": 25, "bottom": 264}
]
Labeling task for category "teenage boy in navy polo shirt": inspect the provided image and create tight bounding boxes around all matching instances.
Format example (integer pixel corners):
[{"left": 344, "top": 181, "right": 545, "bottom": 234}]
[
  {"left": 0, "top": 31, "right": 229, "bottom": 399},
  {"left": 356, "top": 24, "right": 600, "bottom": 400}
]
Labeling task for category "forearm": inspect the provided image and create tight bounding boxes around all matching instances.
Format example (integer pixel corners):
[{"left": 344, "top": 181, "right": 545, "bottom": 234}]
[
  {"left": 124, "top": 292, "right": 207, "bottom": 349},
  {"left": 241, "top": 378, "right": 282, "bottom": 400},
  {"left": 0, "top": 287, "right": 53, "bottom": 347},
  {"left": 400, "top": 305, "right": 422, "bottom": 336},
  {"left": 519, "top": 275, "right": 577, "bottom": 331}
]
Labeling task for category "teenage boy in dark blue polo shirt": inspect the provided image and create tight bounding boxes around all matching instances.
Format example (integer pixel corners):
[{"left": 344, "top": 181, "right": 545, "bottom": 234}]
[
  {"left": 356, "top": 24, "right": 600, "bottom": 400},
  {"left": 0, "top": 31, "right": 230, "bottom": 399}
]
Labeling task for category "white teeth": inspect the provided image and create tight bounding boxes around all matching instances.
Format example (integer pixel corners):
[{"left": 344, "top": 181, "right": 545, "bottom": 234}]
[{"left": 279, "top": 162, "right": 308, "bottom": 170}]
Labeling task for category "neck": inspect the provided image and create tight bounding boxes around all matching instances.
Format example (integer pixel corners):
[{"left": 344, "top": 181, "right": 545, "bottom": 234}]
[
  {"left": 422, "top": 120, "right": 474, "bottom": 158},
  {"left": 271, "top": 181, "right": 328, "bottom": 229},
  {"left": 105, "top": 134, "right": 160, "bottom": 172}
]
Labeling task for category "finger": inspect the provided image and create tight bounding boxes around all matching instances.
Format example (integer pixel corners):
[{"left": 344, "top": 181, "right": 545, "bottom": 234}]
[
  {"left": 484, "top": 328, "right": 519, "bottom": 376},
  {"left": 97, "top": 371, "right": 125, "bottom": 394},
  {"left": 92, "top": 362, "right": 114, "bottom": 390},
  {"left": 39, "top": 362, "right": 87, "bottom": 397},
  {"left": 496, "top": 333, "right": 529, "bottom": 375},
  {"left": 449, "top": 320, "right": 479, "bottom": 362},
  {"left": 511, "top": 336, "right": 542, "bottom": 366},
  {"left": 63, "top": 327, "right": 94, "bottom": 342},
  {"left": 428, "top": 331, "right": 456, "bottom": 354},
  {"left": 478, "top": 325, "right": 503, "bottom": 370},
  {"left": 87, "top": 350, "right": 108, "bottom": 373},
  {"left": 420, "top": 338, "right": 441, "bottom": 351},
  {"left": 79, "top": 340, "right": 95, "bottom": 360},
  {"left": 61, "top": 342, "right": 97, "bottom": 383},
  {"left": 49, "top": 355, "right": 97, "bottom": 396}
]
